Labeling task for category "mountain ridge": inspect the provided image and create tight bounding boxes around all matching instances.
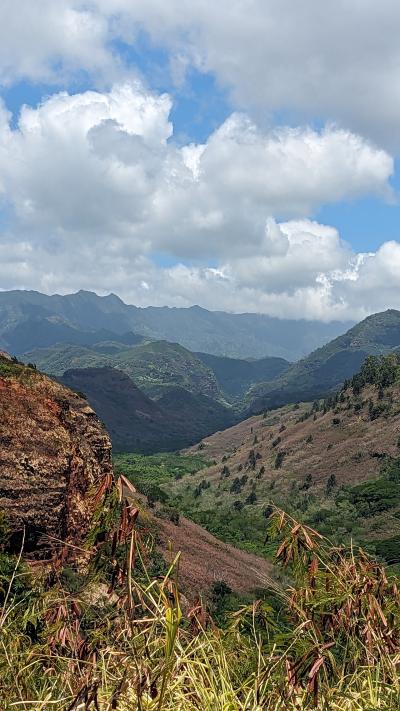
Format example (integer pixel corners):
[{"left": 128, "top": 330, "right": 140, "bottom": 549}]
[
  {"left": 249, "top": 308, "right": 400, "bottom": 412},
  {"left": 0, "top": 288, "right": 352, "bottom": 360}
]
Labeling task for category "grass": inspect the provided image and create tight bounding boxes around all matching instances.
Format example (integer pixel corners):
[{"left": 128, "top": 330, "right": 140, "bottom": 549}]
[
  {"left": 0, "top": 470, "right": 399, "bottom": 710},
  {"left": 114, "top": 452, "right": 211, "bottom": 502}
]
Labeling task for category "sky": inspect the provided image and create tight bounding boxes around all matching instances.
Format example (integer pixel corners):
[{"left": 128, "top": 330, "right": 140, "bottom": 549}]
[{"left": 0, "top": 1, "right": 400, "bottom": 322}]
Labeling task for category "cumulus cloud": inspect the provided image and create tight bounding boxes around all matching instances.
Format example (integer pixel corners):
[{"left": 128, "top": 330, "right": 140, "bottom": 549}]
[
  {"left": 2, "top": 2, "right": 400, "bottom": 148},
  {"left": 0, "top": 81, "right": 398, "bottom": 321},
  {"left": 97, "top": 0, "right": 400, "bottom": 149},
  {"left": 0, "top": 1, "right": 113, "bottom": 85},
  {"left": 0, "top": 84, "right": 392, "bottom": 254}
]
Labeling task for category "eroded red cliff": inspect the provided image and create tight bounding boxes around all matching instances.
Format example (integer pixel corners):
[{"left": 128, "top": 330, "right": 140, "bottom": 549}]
[{"left": 0, "top": 356, "right": 113, "bottom": 556}]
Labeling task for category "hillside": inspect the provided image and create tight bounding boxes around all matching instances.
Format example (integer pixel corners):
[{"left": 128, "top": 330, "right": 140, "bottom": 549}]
[
  {"left": 172, "top": 353, "right": 400, "bottom": 563},
  {"left": 26, "top": 340, "right": 221, "bottom": 400},
  {"left": 0, "top": 354, "right": 113, "bottom": 556},
  {"left": 196, "top": 352, "right": 290, "bottom": 400},
  {"left": 0, "top": 289, "right": 351, "bottom": 360},
  {"left": 0, "top": 311, "right": 145, "bottom": 355},
  {"left": 2, "top": 355, "right": 399, "bottom": 710},
  {"left": 0, "top": 352, "right": 272, "bottom": 599},
  {"left": 59, "top": 367, "right": 235, "bottom": 453},
  {"left": 249, "top": 309, "right": 400, "bottom": 411}
]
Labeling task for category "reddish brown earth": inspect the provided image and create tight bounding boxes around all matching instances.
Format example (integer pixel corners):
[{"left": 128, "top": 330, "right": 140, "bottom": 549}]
[
  {"left": 179, "top": 385, "right": 400, "bottom": 544},
  {"left": 185, "top": 390, "right": 400, "bottom": 494},
  {"left": 0, "top": 357, "right": 113, "bottom": 556},
  {"left": 157, "top": 514, "right": 275, "bottom": 597}
]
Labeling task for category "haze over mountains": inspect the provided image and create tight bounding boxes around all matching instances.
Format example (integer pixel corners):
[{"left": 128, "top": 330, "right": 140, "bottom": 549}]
[{"left": 0, "top": 289, "right": 352, "bottom": 360}]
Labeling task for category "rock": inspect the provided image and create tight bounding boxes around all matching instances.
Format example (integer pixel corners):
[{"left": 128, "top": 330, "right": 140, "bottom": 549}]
[
  {"left": 0, "top": 358, "right": 113, "bottom": 557},
  {"left": 0, "top": 350, "right": 12, "bottom": 361}
]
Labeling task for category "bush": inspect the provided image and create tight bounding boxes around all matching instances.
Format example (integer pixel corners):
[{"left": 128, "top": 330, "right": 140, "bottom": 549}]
[
  {"left": 274, "top": 451, "right": 286, "bottom": 469},
  {"left": 375, "top": 535, "right": 400, "bottom": 564},
  {"left": 244, "top": 491, "right": 257, "bottom": 505},
  {"left": 326, "top": 473, "right": 337, "bottom": 496},
  {"left": 157, "top": 505, "right": 180, "bottom": 525}
]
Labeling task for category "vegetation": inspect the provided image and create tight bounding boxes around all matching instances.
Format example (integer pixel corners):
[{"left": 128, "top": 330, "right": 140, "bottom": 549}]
[
  {"left": 0, "top": 481, "right": 399, "bottom": 709},
  {"left": 114, "top": 452, "right": 210, "bottom": 502},
  {"left": 25, "top": 339, "right": 221, "bottom": 399},
  {"left": 249, "top": 309, "right": 400, "bottom": 412}
]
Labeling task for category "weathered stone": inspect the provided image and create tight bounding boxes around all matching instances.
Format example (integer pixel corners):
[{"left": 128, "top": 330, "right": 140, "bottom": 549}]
[{"left": 0, "top": 360, "right": 113, "bottom": 557}]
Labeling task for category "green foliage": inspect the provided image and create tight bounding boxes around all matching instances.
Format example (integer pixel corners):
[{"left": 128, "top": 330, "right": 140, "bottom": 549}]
[
  {"left": 247, "top": 449, "right": 257, "bottom": 469},
  {"left": 349, "top": 352, "right": 400, "bottom": 393},
  {"left": 244, "top": 491, "right": 257, "bottom": 505},
  {"left": 220, "top": 464, "right": 231, "bottom": 478},
  {"left": 114, "top": 452, "right": 209, "bottom": 496},
  {"left": 341, "top": 477, "right": 400, "bottom": 517},
  {"left": 325, "top": 473, "right": 337, "bottom": 496},
  {"left": 0, "top": 552, "right": 33, "bottom": 605},
  {"left": 230, "top": 475, "right": 248, "bottom": 495},
  {"left": 274, "top": 451, "right": 286, "bottom": 469},
  {"left": 375, "top": 535, "right": 400, "bottom": 564}
]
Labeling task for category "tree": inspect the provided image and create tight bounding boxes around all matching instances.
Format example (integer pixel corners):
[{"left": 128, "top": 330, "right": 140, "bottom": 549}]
[
  {"left": 245, "top": 491, "right": 257, "bottom": 505},
  {"left": 275, "top": 451, "right": 286, "bottom": 469},
  {"left": 326, "top": 473, "right": 337, "bottom": 496}
]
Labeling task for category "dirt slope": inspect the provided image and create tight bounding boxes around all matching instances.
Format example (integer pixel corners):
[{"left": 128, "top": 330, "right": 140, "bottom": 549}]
[
  {"left": 177, "top": 383, "right": 400, "bottom": 549},
  {"left": 157, "top": 514, "right": 274, "bottom": 597}
]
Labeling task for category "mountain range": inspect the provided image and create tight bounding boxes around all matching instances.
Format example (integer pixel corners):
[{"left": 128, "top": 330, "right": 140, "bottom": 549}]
[
  {"left": 3, "top": 289, "right": 400, "bottom": 460},
  {"left": 0, "top": 289, "right": 351, "bottom": 360}
]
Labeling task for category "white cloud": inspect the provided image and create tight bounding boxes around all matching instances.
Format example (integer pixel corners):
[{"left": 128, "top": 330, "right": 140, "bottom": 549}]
[
  {"left": 101, "top": 0, "right": 400, "bottom": 149},
  {"left": 0, "top": 1, "right": 113, "bottom": 85},
  {"left": 0, "top": 80, "right": 398, "bottom": 321},
  {"left": 2, "top": 2, "right": 400, "bottom": 148},
  {"left": 0, "top": 84, "right": 392, "bottom": 257}
]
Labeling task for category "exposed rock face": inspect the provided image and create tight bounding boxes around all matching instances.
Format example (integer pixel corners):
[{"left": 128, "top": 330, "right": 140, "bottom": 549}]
[{"left": 0, "top": 357, "right": 113, "bottom": 556}]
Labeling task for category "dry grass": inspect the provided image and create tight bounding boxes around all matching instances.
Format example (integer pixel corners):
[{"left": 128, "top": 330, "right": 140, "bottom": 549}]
[{"left": 0, "top": 473, "right": 399, "bottom": 710}]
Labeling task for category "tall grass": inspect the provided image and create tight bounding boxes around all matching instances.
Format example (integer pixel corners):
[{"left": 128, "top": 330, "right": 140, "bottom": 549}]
[{"left": 0, "top": 476, "right": 399, "bottom": 710}]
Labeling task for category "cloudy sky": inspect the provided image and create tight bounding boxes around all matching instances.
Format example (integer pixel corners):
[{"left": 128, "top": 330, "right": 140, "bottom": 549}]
[{"left": 1, "top": 1, "right": 400, "bottom": 321}]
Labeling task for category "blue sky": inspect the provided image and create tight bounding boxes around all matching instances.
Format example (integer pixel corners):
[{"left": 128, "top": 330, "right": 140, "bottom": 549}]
[{"left": 0, "top": 1, "right": 399, "bottom": 320}]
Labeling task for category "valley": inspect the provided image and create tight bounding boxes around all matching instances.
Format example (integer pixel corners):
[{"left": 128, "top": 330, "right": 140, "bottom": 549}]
[
  {"left": 1, "top": 302, "right": 400, "bottom": 709},
  {"left": 112, "top": 354, "right": 400, "bottom": 571}
]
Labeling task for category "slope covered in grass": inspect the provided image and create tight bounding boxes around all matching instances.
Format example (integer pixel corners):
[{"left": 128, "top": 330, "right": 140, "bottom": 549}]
[
  {"left": 249, "top": 309, "right": 400, "bottom": 411},
  {"left": 25, "top": 339, "right": 221, "bottom": 400},
  {"left": 175, "top": 354, "right": 400, "bottom": 562}
]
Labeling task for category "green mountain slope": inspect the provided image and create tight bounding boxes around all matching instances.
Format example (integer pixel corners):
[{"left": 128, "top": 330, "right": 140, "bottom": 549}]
[
  {"left": 249, "top": 309, "right": 400, "bottom": 411},
  {"left": 196, "top": 352, "right": 290, "bottom": 400},
  {"left": 25, "top": 340, "right": 220, "bottom": 399},
  {"left": 59, "top": 367, "right": 235, "bottom": 453},
  {"left": 0, "top": 312, "right": 144, "bottom": 355},
  {"left": 0, "top": 289, "right": 351, "bottom": 360}
]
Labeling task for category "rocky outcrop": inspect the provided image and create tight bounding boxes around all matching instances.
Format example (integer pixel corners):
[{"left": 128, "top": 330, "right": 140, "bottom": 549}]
[{"left": 0, "top": 356, "right": 113, "bottom": 556}]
